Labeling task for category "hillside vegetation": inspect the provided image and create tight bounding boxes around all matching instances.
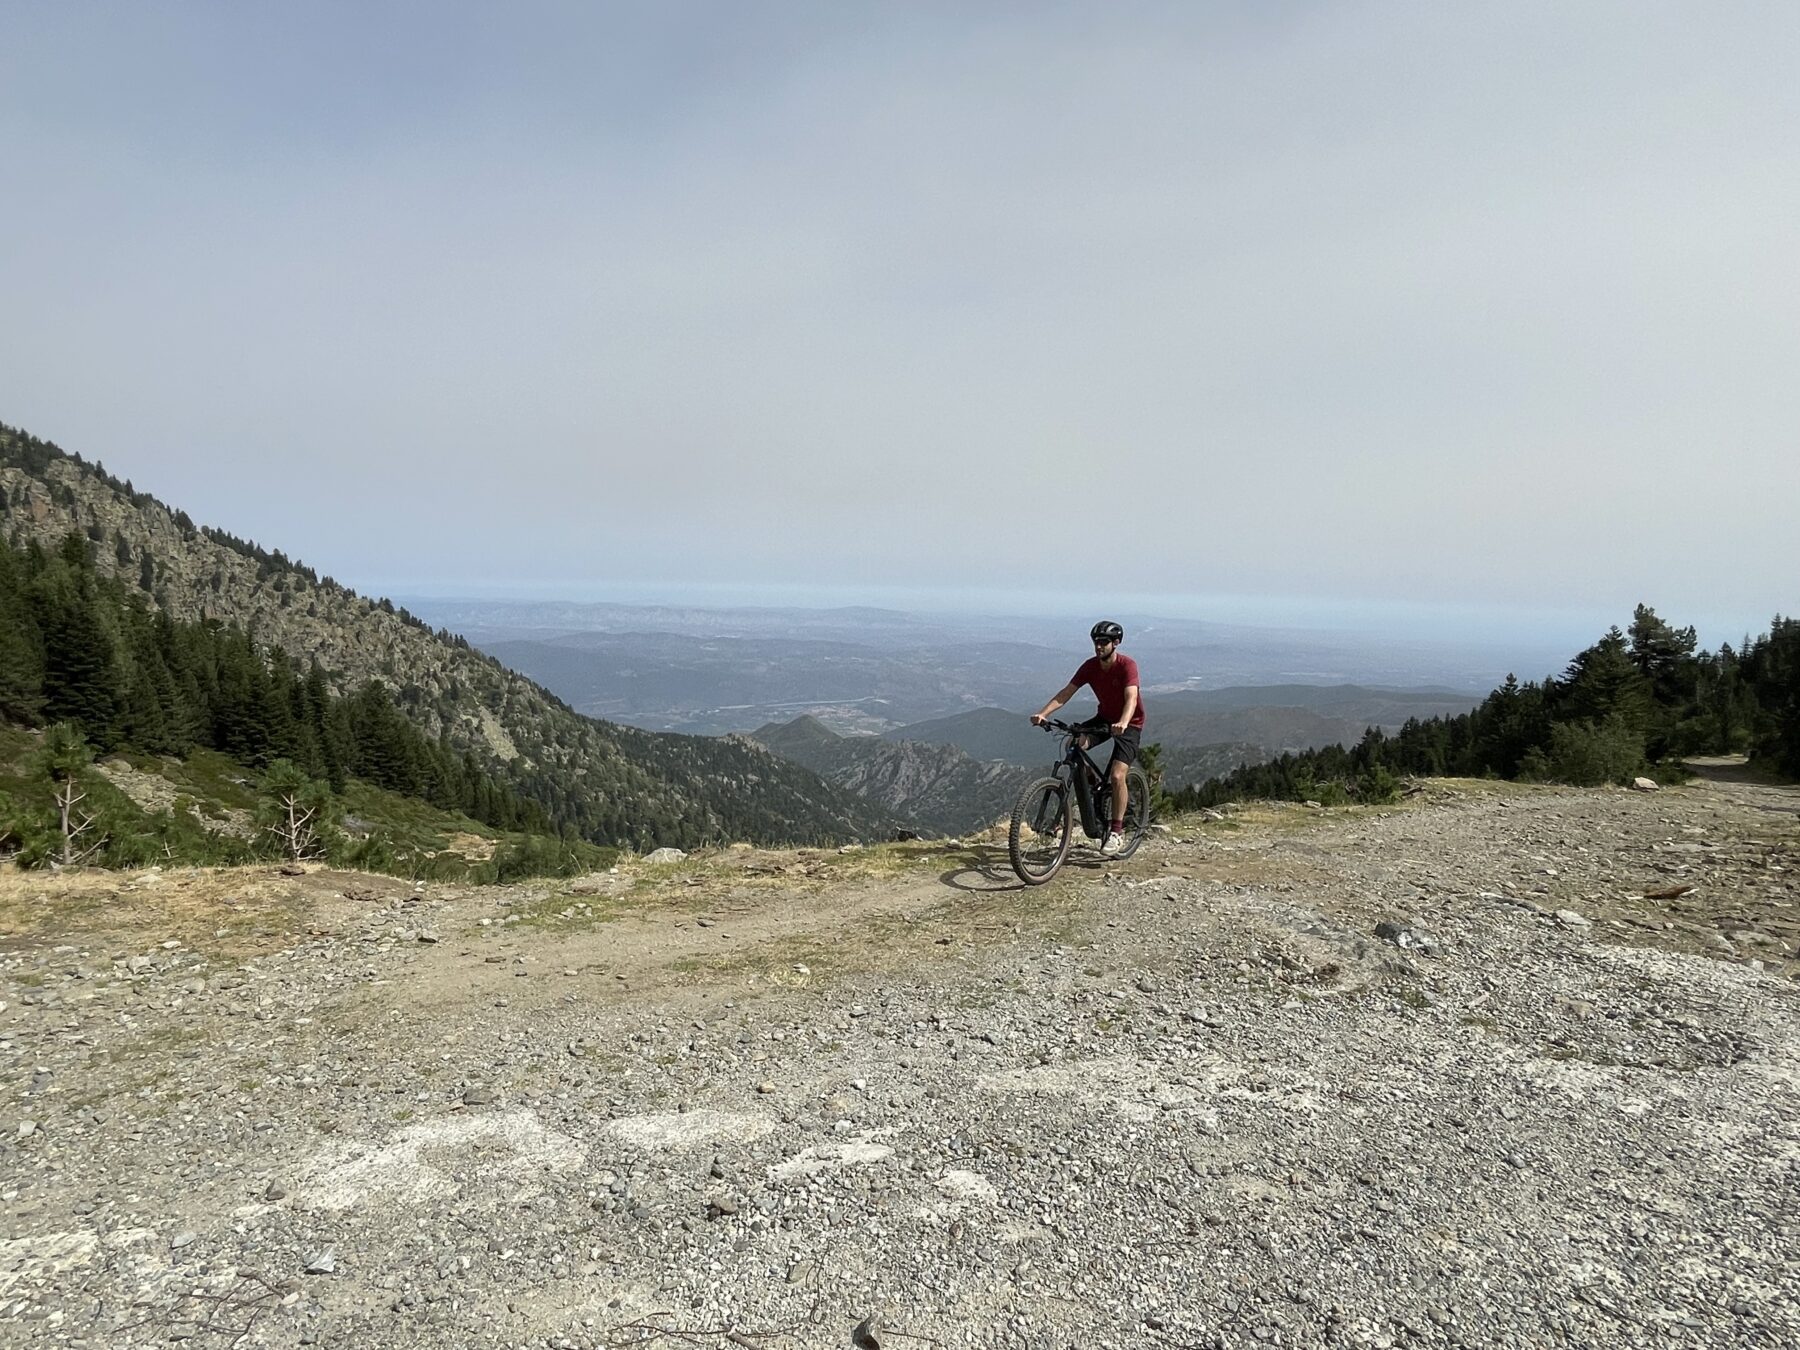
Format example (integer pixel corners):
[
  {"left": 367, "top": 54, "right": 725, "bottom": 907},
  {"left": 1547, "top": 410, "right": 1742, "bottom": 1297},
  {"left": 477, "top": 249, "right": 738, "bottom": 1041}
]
[
  {"left": 1175, "top": 605, "right": 1800, "bottom": 808},
  {"left": 1, "top": 421, "right": 897, "bottom": 854},
  {"left": 0, "top": 530, "right": 622, "bottom": 875},
  {"left": 881, "top": 686, "right": 1483, "bottom": 791}
]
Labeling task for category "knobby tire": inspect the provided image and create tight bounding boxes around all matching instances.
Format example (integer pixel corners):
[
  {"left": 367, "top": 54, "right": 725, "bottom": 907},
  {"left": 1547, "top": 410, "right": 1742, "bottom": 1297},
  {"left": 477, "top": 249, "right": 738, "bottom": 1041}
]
[{"left": 1009, "top": 776, "right": 1072, "bottom": 885}]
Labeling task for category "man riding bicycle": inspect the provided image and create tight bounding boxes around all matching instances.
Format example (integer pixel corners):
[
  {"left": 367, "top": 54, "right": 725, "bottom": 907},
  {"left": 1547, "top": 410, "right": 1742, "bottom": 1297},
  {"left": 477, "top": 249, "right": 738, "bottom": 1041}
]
[{"left": 1030, "top": 620, "right": 1145, "bottom": 857}]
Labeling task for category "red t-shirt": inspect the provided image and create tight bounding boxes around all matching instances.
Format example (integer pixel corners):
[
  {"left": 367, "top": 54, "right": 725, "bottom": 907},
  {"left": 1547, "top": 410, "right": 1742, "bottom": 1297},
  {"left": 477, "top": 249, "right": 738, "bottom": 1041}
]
[{"left": 1072, "top": 653, "right": 1145, "bottom": 729}]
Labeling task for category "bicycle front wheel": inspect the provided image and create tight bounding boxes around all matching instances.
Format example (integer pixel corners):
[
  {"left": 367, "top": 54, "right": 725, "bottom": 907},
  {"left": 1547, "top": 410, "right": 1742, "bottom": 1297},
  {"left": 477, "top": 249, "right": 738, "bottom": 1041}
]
[{"left": 1009, "top": 776, "right": 1072, "bottom": 885}]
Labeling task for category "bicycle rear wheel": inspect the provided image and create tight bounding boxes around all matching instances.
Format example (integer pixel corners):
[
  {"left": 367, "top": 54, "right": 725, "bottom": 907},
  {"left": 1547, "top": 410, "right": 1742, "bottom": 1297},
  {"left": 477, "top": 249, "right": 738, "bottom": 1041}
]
[
  {"left": 1098, "top": 765, "right": 1152, "bottom": 860},
  {"left": 1009, "top": 776, "right": 1072, "bottom": 884}
]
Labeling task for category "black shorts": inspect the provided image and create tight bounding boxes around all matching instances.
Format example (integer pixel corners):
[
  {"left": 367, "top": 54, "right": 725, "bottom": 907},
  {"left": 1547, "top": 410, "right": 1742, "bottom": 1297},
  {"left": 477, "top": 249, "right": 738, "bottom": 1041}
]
[{"left": 1076, "top": 717, "right": 1141, "bottom": 767}]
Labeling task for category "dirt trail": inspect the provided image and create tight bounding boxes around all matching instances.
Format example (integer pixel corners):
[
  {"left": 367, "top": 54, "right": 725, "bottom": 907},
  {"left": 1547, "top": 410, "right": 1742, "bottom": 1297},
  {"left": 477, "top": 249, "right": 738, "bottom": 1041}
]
[{"left": 3, "top": 774, "right": 1799, "bottom": 1348}]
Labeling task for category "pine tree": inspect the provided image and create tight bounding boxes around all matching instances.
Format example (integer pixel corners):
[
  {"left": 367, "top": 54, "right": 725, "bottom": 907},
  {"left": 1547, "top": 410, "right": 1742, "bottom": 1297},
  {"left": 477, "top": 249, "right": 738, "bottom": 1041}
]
[
  {"left": 1744, "top": 617, "right": 1800, "bottom": 776},
  {"left": 1557, "top": 628, "right": 1652, "bottom": 735},
  {"left": 31, "top": 539, "right": 122, "bottom": 743},
  {"left": 0, "top": 542, "right": 46, "bottom": 723},
  {"left": 1627, "top": 602, "right": 1701, "bottom": 759}
]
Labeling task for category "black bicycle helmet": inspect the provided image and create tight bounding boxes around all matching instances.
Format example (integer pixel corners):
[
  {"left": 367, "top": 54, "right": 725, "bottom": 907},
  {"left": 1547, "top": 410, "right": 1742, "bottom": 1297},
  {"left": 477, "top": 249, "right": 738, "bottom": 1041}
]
[{"left": 1090, "top": 620, "right": 1124, "bottom": 644}]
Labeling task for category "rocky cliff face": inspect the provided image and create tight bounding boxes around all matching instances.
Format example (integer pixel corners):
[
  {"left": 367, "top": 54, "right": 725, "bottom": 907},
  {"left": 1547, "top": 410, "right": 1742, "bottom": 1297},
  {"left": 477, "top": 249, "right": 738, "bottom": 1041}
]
[
  {"left": 0, "top": 428, "right": 896, "bottom": 848},
  {"left": 751, "top": 716, "right": 1021, "bottom": 835},
  {"left": 3, "top": 453, "right": 477, "bottom": 729}
]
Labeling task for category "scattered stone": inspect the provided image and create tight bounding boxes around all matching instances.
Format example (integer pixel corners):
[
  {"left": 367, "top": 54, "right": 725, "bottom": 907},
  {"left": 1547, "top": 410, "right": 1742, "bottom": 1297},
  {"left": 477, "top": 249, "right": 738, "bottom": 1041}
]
[
  {"left": 12, "top": 757, "right": 1796, "bottom": 1349},
  {"left": 1555, "top": 909, "right": 1593, "bottom": 929},
  {"left": 1632, "top": 777, "right": 1659, "bottom": 791},
  {"left": 1374, "top": 920, "right": 1439, "bottom": 953}
]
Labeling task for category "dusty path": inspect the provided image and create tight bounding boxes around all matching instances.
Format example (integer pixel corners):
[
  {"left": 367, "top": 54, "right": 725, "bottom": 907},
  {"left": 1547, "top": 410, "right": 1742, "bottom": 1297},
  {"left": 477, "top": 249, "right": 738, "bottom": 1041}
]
[{"left": 3, "top": 774, "right": 1798, "bottom": 1348}]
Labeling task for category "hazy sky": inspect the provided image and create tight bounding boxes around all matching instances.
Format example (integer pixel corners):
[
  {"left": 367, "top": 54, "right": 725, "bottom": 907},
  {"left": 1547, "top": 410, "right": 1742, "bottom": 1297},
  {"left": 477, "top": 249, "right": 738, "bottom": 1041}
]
[{"left": 3, "top": 3, "right": 1795, "bottom": 648}]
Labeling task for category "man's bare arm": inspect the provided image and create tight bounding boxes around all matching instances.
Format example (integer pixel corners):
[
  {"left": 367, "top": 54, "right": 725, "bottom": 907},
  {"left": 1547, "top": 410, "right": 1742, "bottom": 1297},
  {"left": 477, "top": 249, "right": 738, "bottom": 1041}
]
[
  {"left": 1032, "top": 683, "right": 1080, "bottom": 725},
  {"left": 1113, "top": 686, "right": 1139, "bottom": 735}
]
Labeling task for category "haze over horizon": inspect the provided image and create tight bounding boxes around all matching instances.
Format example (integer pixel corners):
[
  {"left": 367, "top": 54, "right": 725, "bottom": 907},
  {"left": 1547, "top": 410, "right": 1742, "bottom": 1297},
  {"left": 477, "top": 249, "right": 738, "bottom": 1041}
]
[{"left": 3, "top": 4, "right": 1795, "bottom": 657}]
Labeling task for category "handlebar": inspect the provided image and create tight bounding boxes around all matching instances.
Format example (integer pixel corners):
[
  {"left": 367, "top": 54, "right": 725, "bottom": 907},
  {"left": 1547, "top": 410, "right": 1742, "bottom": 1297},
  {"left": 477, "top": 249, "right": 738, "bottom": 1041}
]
[{"left": 1034, "top": 717, "right": 1127, "bottom": 744}]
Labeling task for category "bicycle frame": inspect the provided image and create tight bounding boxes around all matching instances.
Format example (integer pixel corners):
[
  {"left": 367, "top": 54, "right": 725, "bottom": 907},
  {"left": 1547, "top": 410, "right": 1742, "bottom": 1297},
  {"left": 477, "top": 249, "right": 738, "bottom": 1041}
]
[{"left": 1044, "top": 721, "right": 1114, "bottom": 839}]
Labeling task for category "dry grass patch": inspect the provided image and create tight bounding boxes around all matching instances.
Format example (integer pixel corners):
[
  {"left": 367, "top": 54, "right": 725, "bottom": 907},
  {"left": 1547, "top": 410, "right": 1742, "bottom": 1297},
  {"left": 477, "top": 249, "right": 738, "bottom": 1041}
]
[
  {"left": 0, "top": 863, "right": 320, "bottom": 958},
  {"left": 509, "top": 890, "right": 630, "bottom": 930}
]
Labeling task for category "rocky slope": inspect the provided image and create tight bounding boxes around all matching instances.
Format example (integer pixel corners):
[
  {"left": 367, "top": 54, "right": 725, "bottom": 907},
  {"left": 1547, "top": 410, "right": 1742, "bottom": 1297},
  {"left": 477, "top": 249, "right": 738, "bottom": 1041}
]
[
  {"left": 750, "top": 715, "right": 1019, "bottom": 836},
  {"left": 0, "top": 425, "right": 895, "bottom": 848},
  {"left": 3, "top": 764, "right": 1796, "bottom": 1347}
]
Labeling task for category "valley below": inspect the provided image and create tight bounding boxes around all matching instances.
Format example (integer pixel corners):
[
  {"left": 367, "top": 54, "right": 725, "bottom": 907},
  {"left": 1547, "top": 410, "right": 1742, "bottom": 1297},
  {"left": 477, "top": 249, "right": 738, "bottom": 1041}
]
[{"left": 3, "top": 768, "right": 1798, "bottom": 1348}]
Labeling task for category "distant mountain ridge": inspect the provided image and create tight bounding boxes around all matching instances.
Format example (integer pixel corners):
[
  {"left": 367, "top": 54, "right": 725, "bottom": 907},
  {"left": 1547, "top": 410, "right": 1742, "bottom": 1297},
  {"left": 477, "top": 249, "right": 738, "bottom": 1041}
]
[
  {"left": 749, "top": 716, "right": 1018, "bottom": 836},
  {"left": 418, "top": 597, "right": 1533, "bottom": 735},
  {"left": 481, "top": 629, "right": 1059, "bottom": 734},
  {"left": 0, "top": 422, "right": 896, "bottom": 848},
  {"left": 881, "top": 685, "right": 1483, "bottom": 787}
]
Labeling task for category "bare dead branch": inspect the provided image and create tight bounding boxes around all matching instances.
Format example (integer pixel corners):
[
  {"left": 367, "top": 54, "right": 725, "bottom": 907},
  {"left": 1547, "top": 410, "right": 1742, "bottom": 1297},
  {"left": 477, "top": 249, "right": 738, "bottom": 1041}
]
[
  {"left": 53, "top": 779, "right": 106, "bottom": 868},
  {"left": 603, "top": 1292, "right": 823, "bottom": 1347},
  {"left": 263, "top": 790, "right": 323, "bottom": 861},
  {"left": 112, "top": 1270, "right": 289, "bottom": 1348}
]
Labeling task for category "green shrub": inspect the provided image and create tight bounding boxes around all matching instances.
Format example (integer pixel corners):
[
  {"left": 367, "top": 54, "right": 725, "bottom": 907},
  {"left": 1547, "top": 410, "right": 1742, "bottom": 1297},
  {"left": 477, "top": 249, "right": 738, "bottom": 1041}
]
[
  {"left": 1292, "top": 774, "right": 1350, "bottom": 807},
  {"left": 1534, "top": 715, "right": 1645, "bottom": 786},
  {"left": 335, "top": 833, "right": 397, "bottom": 872},
  {"left": 1355, "top": 763, "right": 1402, "bottom": 804}
]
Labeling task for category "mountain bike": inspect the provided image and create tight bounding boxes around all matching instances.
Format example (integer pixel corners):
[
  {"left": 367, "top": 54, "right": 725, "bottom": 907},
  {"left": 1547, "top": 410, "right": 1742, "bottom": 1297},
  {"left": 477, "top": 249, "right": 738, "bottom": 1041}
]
[{"left": 1008, "top": 718, "right": 1150, "bottom": 884}]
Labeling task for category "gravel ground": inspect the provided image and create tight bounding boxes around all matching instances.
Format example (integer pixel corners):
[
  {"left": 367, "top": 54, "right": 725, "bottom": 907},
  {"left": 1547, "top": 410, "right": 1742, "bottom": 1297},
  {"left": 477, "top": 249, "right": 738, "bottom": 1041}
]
[{"left": 3, "top": 767, "right": 1797, "bottom": 1349}]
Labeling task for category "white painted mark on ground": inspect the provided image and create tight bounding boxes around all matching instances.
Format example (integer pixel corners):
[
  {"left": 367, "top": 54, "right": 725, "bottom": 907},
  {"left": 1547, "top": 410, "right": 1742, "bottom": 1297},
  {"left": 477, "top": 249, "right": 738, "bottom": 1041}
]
[
  {"left": 978, "top": 1054, "right": 1231, "bottom": 1122},
  {"left": 936, "top": 1169, "right": 998, "bottom": 1203},
  {"left": 768, "top": 1138, "right": 894, "bottom": 1182},
  {"left": 0, "top": 1231, "right": 99, "bottom": 1297},
  {"left": 606, "top": 1109, "right": 774, "bottom": 1152},
  {"left": 298, "top": 1110, "right": 586, "bottom": 1212}
]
